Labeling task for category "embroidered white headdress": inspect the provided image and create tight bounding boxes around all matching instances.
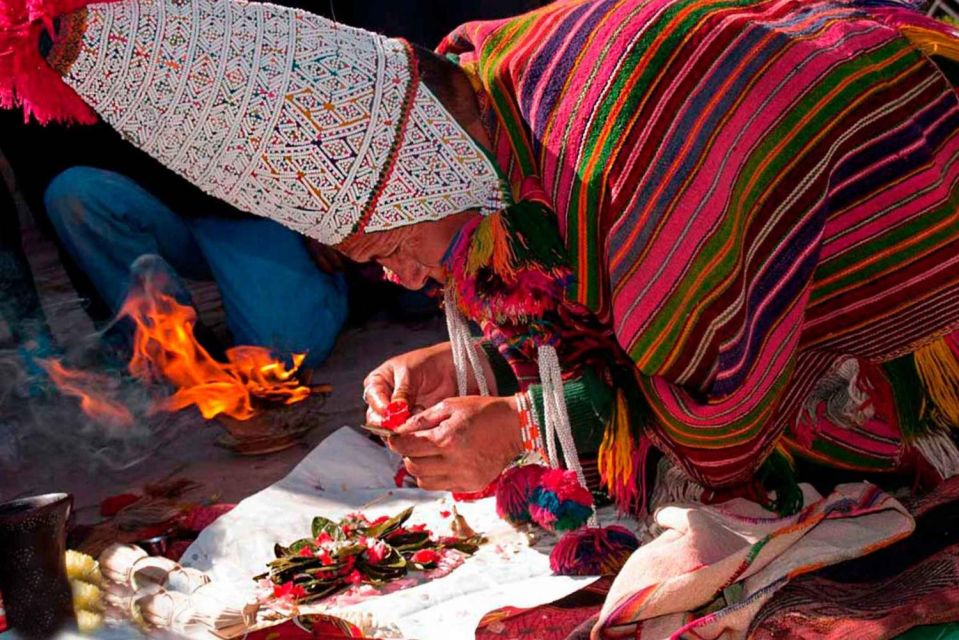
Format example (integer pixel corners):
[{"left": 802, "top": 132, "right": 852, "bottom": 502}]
[{"left": 45, "top": 0, "right": 506, "bottom": 244}]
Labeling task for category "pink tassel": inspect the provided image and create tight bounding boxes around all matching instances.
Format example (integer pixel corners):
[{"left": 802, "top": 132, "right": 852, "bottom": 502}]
[
  {"left": 549, "top": 525, "right": 639, "bottom": 576},
  {"left": 0, "top": 0, "right": 113, "bottom": 124}
]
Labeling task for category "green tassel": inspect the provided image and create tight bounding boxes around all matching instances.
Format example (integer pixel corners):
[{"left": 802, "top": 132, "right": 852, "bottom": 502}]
[
  {"left": 883, "top": 354, "right": 927, "bottom": 440},
  {"left": 758, "top": 448, "right": 803, "bottom": 516},
  {"left": 501, "top": 201, "right": 569, "bottom": 272}
]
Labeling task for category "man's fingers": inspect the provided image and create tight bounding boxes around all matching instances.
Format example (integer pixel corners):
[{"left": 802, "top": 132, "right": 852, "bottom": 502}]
[
  {"left": 392, "top": 402, "right": 453, "bottom": 435},
  {"left": 388, "top": 431, "right": 443, "bottom": 458},
  {"left": 403, "top": 455, "right": 445, "bottom": 478},
  {"left": 391, "top": 367, "right": 411, "bottom": 406},
  {"left": 365, "top": 407, "right": 384, "bottom": 428},
  {"left": 363, "top": 372, "right": 393, "bottom": 414}
]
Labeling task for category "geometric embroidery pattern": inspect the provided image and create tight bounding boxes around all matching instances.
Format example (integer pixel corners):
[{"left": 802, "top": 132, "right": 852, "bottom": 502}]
[{"left": 64, "top": 0, "right": 505, "bottom": 243}]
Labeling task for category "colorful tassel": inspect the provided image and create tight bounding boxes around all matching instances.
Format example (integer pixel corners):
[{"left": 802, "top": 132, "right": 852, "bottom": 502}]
[
  {"left": 528, "top": 468, "right": 595, "bottom": 532},
  {"left": 598, "top": 391, "right": 646, "bottom": 513},
  {"left": 495, "top": 464, "right": 547, "bottom": 526},
  {"left": 914, "top": 337, "right": 959, "bottom": 427},
  {"left": 549, "top": 525, "right": 640, "bottom": 576},
  {"left": 0, "top": 0, "right": 110, "bottom": 124},
  {"left": 446, "top": 202, "right": 574, "bottom": 329}
]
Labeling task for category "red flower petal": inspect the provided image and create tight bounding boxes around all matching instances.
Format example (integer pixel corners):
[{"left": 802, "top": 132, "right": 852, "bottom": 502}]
[
  {"left": 346, "top": 569, "right": 364, "bottom": 585},
  {"left": 383, "top": 401, "right": 411, "bottom": 430},
  {"left": 411, "top": 549, "right": 441, "bottom": 565}
]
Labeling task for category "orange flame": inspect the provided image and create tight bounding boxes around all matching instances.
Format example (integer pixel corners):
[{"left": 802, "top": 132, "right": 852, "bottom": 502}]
[
  {"left": 120, "top": 279, "right": 311, "bottom": 421},
  {"left": 38, "top": 359, "right": 134, "bottom": 428}
]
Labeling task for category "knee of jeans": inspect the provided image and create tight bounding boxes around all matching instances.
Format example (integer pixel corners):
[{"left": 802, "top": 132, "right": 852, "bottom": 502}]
[
  {"left": 238, "top": 285, "right": 347, "bottom": 367},
  {"left": 44, "top": 167, "right": 119, "bottom": 231}
]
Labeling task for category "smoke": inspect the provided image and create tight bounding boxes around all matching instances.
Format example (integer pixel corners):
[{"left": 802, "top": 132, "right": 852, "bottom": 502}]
[{"left": 0, "top": 337, "right": 194, "bottom": 483}]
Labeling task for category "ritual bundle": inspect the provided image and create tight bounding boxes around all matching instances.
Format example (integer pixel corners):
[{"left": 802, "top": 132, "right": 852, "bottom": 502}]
[{"left": 256, "top": 507, "right": 483, "bottom": 605}]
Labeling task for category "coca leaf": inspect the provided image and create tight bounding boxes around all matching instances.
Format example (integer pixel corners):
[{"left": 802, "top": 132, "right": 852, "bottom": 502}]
[
  {"left": 359, "top": 547, "right": 408, "bottom": 581},
  {"left": 288, "top": 538, "right": 315, "bottom": 554},
  {"left": 443, "top": 535, "right": 486, "bottom": 555},
  {"left": 409, "top": 558, "right": 439, "bottom": 571},
  {"left": 334, "top": 543, "right": 367, "bottom": 559},
  {"left": 365, "top": 506, "right": 414, "bottom": 539},
  {"left": 299, "top": 582, "right": 343, "bottom": 604},
  {"left": 311, "top": 516, "right": 338, "bottom": 539},
  {"left": 388, "top": 531, "right": 432, "bottom": 553}
]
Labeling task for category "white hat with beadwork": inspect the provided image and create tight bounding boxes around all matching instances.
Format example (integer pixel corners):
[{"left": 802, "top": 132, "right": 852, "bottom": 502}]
[{"left": 1, "top": 0, "right": 508, "bottom": 244}]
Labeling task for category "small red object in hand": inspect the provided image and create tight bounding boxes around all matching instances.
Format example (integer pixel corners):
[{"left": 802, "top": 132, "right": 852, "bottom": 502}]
[{"left": 382, "top": 401, "right": 411, "bottom": 431}]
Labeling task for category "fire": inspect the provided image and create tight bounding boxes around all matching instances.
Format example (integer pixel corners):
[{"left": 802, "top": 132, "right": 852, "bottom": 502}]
[
  {"left": 42, "top": 273, "right": 312, "bottom": 425},
  {"left": 38, "top": 359, "right": 134, "bottom": 428},
  {"left": 120, "top": 279, "right": 311, "bottom": 421}
]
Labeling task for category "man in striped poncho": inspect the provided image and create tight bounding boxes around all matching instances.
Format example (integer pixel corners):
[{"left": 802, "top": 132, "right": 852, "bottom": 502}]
[
  {"left": 5, "top": 0, "right": 959, "bottom": 524},
  {"left": 356, "top": 0, "right": 959, "bottom": 512}
]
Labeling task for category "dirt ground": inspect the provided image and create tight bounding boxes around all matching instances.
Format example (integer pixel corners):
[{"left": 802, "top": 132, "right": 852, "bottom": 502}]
[{"left": 0, "top": 216, "right": 447, "bottom": 525}]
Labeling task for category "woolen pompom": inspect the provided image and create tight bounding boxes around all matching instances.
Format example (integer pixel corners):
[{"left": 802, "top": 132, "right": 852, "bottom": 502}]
[
  {"left": 549, "top": 525, "right": 640, "bottom": 576},
  {"left": 495, "top": 464, "right": 548, "bottom": 525},
  {"left": 529, "top": 469, "right": 595, "bottom": 532}
]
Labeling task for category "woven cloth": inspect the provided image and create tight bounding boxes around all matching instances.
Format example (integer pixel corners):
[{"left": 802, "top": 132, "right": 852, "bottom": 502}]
[
  {"left": 439, "top": 0, "right": 959, "bottom": 488},
  {"left": 592, "top": 483, "right": 913, "bottom": 639},
  {"left": 48, "top": 0, "right": 506, "bottom": 244}
]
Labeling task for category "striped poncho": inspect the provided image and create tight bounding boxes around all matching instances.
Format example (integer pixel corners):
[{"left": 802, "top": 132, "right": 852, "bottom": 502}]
[{"left": 439, "top": 0, "right": 959, "bottom": 499}]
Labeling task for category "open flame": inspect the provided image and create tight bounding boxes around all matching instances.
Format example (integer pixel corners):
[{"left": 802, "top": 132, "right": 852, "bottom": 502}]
[
  {"left": 43, "top": 273, "right": 311, "bottom": 425},
  {"left": 37, "top": 359, "right": 134, "bottom": 429},
  {"left": 120, "top": 279, "right": 311, "bottom": 421}
]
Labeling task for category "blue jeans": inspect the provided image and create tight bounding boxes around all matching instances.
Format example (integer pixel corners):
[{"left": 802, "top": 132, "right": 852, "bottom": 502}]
[{"left": 44, "top": 167, "right": 348, "bottom": 366}]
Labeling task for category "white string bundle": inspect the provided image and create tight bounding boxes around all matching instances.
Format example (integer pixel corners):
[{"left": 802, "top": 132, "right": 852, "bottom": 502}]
[
  {"left": 444, "top": 287, "right": 489, "bottom": 398},
  {"left": 97, "top": 543, "right": 247, "bottom": 632},
  {"left": 538, "top": 345, "right": 600, "bottom": 528},
  {"left": 443, "top": 292, "right": 599, "bottom": 528}
]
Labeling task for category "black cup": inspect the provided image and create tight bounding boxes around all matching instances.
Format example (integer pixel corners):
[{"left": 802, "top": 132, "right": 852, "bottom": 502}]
[{"left": 0, "top": 493, "right": 76, "bottom": 638}]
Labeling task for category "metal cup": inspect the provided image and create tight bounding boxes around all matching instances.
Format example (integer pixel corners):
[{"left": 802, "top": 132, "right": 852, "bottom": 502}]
[{"left": 0, "top": 493, "right": 76, "bottom": 638}]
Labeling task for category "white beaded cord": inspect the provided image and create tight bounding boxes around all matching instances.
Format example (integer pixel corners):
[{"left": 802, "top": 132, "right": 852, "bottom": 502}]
[
  {"left": 444, "top": 287, "right": 490, "bottom": 398},
  {"left": 537, "top": 344, "right": 600, "bottom": 528}
]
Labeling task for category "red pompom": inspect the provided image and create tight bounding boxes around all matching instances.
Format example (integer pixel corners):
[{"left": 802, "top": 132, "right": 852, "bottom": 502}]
[
  {"left": 549, "top": 525, "right": 640, "bottom": 577},
  {"left": 495, "top": 464, "right": 548, "bottom": 526},
  {"left": 0, "top": 0, "right": 115, "bottom": 124}
]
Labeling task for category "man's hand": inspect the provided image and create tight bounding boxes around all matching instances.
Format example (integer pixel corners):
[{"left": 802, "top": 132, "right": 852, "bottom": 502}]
[
  {"left": 363, "top": 342, "right": 495, "bottom": 427},
  {"left": 386, "top": 396, "right": 522, "bottom": 492}
]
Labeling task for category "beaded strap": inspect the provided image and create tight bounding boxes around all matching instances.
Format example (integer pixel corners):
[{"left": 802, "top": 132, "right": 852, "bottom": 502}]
[{"left": 516, "top": 391, "right": 545, "bottom": 458}]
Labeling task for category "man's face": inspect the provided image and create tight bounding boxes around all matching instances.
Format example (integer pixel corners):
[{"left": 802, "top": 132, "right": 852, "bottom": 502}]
[{"left": 336, "top": 212, "right": 479, "bottom": 290}]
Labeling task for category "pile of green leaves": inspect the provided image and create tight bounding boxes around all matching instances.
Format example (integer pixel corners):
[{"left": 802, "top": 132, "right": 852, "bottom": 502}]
[{"left": 255, "top": 507, "right": 484, "bottom": 605}]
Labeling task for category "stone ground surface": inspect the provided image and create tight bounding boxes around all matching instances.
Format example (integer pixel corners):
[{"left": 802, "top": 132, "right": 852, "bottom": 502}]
[{"left": 0, "top": 195, "right": 446, "bottom": 525}]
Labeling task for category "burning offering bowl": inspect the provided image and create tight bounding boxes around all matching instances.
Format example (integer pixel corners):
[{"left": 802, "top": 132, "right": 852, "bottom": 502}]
[{"left": 215, "top": 389, "right": 331, "bottom": 456}]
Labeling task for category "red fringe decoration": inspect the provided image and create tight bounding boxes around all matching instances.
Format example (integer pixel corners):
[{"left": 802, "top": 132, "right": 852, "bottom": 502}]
[{"left": 0, "top": 0, "right": 110, "bottom": 124}]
